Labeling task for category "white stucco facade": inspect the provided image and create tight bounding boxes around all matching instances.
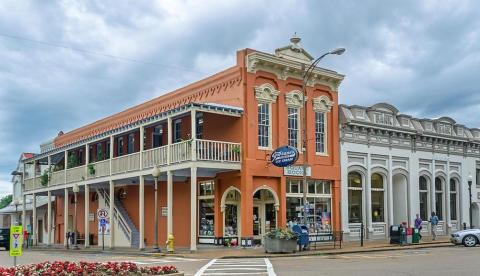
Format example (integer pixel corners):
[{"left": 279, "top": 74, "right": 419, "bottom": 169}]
[{"left": 340, "top": 103, "right": 480, "bottom": 241}]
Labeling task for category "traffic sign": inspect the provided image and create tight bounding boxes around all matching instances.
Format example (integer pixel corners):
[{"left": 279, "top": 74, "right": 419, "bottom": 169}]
[
  {"left": 99, "top": 218, "right": 107, "bottom": 226},
  {"left": 97, "top": 208, "right": 109, "bottom": 220},
  {"left": 10, "top": 226, "right": 23, "bottom": 257}
]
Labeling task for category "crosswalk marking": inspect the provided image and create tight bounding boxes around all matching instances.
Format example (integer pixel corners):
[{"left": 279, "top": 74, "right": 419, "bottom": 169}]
[{"left": 195, "top": 258, "right": 276, "bottom": 276}]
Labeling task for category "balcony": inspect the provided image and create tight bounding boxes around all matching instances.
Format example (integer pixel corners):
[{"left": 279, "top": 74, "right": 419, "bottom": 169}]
[{"left": 23, "top": 139, "right": 241, "bottom": 192}]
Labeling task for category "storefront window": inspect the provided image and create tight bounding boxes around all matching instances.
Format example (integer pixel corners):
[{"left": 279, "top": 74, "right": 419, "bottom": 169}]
[
  {"left": 450, "top": 179, "right": 457, "bottom": 221},
  {"left": 198, "top": 180, "right": 215, "bottom": 237},
  {"left": 419, "top": 176, "right": 429, "bottom": 220},
  {"left": 435, "top": 177, "right": 443, "bottom": 220},
  {"left": 371, "top": 173, "right": 384, "bottom": 223},
  {"left": 286, "top": 178, "right": 332, "bottom": 233},
  {"left": 224, "top": 204, "right": 238, "bottom": 237},
  {"left": 348, "top": 172, "right": 363, "bottom": 223}
]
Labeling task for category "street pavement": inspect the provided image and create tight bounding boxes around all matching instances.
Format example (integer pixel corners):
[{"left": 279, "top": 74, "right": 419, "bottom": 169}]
[{"left": 1, "top": 245, "right": 479, "bottom": 275}]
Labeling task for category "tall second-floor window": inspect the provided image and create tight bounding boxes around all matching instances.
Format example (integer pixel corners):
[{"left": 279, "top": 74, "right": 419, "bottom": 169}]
[
  {"left": 117, "top": 137, "right": 124, "bottom": 156},
  {"left": 96, "top": 143, "right": 103, "bottom": 161},
  {"left": 174, "top": 119, "right": 182, "bottom": 142},
  {"left": 196, "top": 113, "right": 203, "bottom": 139},
  {"left": 258, "top": 103, "right": 270, "bottom": 148},
  {"left": 153, "top": 125, "right": 163, "bottom": 148},
  {"left": 315, "top": 112, "right": 326, "bottom": 154},
  {"left": 127, "top": 133, "right": 135, "bottom": 154},
  {"left": 287, "top": 108, "right": 299, "bottom": 149}
]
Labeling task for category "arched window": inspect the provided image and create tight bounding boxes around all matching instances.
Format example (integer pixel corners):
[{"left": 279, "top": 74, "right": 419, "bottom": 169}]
[
  {"left": 348, "top": 172, "right": 363, "bottom": 223},
  {"left": 419, "top": 176, "right": 429, "bottom": 220},
  {"left": 435, "top": 177, "right": 444, "bottom": 220},
  {"left": 450, "top": 179, "right": 458, "bottom": 221},
  {"left": 371, "top": 173, "right": 384, "bottom": 223}
]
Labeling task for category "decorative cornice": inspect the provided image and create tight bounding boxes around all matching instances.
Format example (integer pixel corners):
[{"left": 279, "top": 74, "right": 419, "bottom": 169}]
[
  {"left": 313, "top": 95, "right": 334, "bottom": 112},
  {"left": 246, "top": 51, "right": 344, "bottom": 92},
  {"left": 285, "top": 90, "right": 305, "bottom": 108},
  {"left": 254, "top": 83, "right": 279, "bottom": 103}
]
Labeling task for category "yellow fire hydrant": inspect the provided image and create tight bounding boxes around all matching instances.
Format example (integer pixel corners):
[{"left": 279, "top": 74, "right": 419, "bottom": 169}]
[{"left": 166, "top": 234, "right": 174, "bottom": 253}]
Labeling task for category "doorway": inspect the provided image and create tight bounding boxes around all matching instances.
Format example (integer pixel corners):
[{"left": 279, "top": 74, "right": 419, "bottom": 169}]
[
  {"left": 252, "top": 189, "right": 277, "bottom": 245},
  {"left": 37, "top": 220, "right": 43, "bottom": 244},
  {"left": 392, "top": 174, "right": 408, "bottom": 224}
]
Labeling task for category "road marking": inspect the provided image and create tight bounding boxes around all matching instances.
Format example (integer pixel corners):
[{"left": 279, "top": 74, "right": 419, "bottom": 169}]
[{"left": 195, "top": 258, "right": 276, "bottom": 276}]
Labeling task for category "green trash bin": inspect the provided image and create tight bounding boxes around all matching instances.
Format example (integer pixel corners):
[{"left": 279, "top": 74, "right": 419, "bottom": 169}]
[{"left": 412, "top": 228, "right": 420, "bottom": 243}]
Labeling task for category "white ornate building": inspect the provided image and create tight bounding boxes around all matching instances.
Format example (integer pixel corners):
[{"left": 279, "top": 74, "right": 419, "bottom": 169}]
[{"left": 340, "top": 103, "right": 480, "bottom": 241}]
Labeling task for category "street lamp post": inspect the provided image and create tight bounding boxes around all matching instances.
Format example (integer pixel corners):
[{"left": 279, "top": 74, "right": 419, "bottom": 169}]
[
  {"left": 72, "top": 184, "right": 80, "bottom": 250},
  {"left": 468, "top": 173, "right": 473, "bottom": 229},
  {"left": 300, "top": 44, "right": 345, "bottom": 227},
  {"left": 152, "top": 166, "right": 161, "bottom": 252}
]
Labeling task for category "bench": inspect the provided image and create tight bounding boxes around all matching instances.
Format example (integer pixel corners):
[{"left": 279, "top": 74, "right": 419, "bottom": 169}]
[{"left": 308, "top": 231, "right": 343, "bottom": 249}]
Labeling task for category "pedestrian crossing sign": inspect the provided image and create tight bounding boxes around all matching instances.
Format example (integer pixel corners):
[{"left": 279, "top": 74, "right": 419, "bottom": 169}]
[{"left": 10, "top": 226, "right": 23, "bottom": 257}]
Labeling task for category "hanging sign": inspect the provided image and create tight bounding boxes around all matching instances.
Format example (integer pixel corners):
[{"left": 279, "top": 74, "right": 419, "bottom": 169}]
[
  {"left": 10, "top": 226, "right": 23, "bottom": 257},
  {"left": 270, "top": 145, "right": 299, "bottom": 167}
]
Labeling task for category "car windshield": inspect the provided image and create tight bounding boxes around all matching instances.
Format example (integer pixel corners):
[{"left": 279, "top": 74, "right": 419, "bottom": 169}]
[{"left": 0, "top": 229, "right": 9, "bottom": 235}]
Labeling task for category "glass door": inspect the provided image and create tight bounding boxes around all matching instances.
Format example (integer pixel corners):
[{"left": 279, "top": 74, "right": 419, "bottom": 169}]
[{"left": 253, "top": 205, "right": 261, "bottom": 243}]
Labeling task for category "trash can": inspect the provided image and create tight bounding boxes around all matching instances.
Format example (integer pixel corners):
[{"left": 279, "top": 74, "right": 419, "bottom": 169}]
[
  {"left": 292, "top": 225, "right": 310, "bottom": 250},
  {"left": 412, "top": 228, "right": 420, "bottom": 243},
  {"left": 389, "top": 225, "right": 401, "bottom": 244},
  {"left": 406, "top": 228, "right": 413, "bottom": 244}
]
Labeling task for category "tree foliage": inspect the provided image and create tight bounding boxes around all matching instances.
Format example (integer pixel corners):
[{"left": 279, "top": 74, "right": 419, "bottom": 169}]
[{"left": 0, "top": 194, "right": 13, "bottom": 209}]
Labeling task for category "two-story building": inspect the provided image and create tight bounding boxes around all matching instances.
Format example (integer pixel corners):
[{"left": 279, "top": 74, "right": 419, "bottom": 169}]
[
  {"left": 340, "top": 103, "right": 480, "bottom": 241},
  {"left": 20, "top": 37, "right": 344, "bottom": 250}
]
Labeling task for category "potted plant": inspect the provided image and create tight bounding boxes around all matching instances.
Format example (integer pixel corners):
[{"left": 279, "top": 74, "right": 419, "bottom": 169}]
[
  {"left": 67, "top": 154, "right": 78, "bottom": 168},
  {"left": 264, "top": 228, "right": 298, "bottom": 253},
  {"left": 88, "top": 164, "right": 96, "bottom": 176},
  {"left": 231, "top": 145, "right": 241, "bottom": 155},
  {"left": 40, "top": 167, "right": 52, "bottom": 187}
]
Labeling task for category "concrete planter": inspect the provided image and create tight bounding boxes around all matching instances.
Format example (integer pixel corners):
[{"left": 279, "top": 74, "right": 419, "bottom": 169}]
[{"left": 264, "top": 237, "right": 297, "bottom": 253}]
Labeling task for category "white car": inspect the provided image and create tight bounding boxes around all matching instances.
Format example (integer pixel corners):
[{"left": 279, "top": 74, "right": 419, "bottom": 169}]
[{"left": 450, "top": 229, "right": 480, "bottom": 247}]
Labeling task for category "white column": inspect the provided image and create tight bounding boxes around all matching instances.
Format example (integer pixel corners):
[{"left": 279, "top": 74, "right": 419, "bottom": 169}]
[
  {"left": 167, "top": 170, "right": 173, "bottom": 235},
  {"left": 431, "top": 159, "right": 436, "bottom": 215},
  {"left": 64, "top": 188, "right": 69, "bottom": 247},
  {"left": 109, "top": 180, "right": 115, "bottom": 249},
  {"left": 47, "top": 156, "right": 51, "bottom": 186},
  {"left": 32, "top": 194, "right": 37, "bottom": 246},
  {"left": 139, "top": 175, "right": 145, "bottom": 250},
  {"left": 191, "top": 109, "right": 197, "bottom": 161},
  {"left": 140, "top": 127, "right": 144, "bottom": 170},
  {"left": 64, "top": 151, "right": 68, "bottom": 184},
  {"left": 85, "top": 144, "right": 89, "bottom": 176},
  {"left": 366, "top": 154, "right": 372, "bottom": 236},
  {"left": 167, "top": 117, "right": 172, "bottom": 165},
  {"left": 445, "top": 160, "right": 451, "bottom": 233},
  {"left": 387, "top": 157, "right": 394, "bottom": 233},
  {"left": 47, "top": 191, "right": 52, "bottom": 246},
  {"left": 22, "top": 194, "right": 26, "bottom": 230},
  {"left": 84, "top": 184, "right": 90, "bottom": 248},
  {"left": 190, "top": 166, "right": 197, "bottom": 251}
]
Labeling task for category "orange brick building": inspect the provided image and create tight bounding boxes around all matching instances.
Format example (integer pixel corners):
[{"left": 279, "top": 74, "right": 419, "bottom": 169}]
[{"left": 21, "top": 37, "right": 344, "bottom": 250}]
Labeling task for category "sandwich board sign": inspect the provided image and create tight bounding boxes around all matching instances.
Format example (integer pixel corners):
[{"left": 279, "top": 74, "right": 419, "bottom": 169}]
[{"left": 10, "top": 226, "right": 23, "bottom": 257}]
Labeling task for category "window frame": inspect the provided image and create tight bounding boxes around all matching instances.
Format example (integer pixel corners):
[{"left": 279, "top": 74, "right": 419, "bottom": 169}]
[
  {"left": 257, "top": 102, "right": 272, "bottom": 149},
  {"left": 348, "top": 172, "right": 363, "bottom": 224},
  {"left": 371, "top": 173, "right": 385, "bottom": 223},
  {"left": 315, "top": 111, "right": 327, "bottom": 155},
  {"left": 287, "top": 107, "right": 301, "bottom": 150},
  {"left": 174, "top": 119, "right": 182, "bottom": 143}
]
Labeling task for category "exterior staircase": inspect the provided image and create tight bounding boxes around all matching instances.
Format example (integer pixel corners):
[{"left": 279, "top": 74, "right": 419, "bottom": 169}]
[{"left": 98, "top": 189, "right": 140, "bottom": 248}]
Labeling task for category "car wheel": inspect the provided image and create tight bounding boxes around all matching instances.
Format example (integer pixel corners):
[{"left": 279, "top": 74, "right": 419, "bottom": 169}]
[{"left": 463, "top": 235, "right": 478, "bottom": 247}]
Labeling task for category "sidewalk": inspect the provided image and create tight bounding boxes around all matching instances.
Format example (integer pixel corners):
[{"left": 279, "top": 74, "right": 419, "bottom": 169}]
[{"left": 29, "top": 236, "right": 453, "bottom": 259}]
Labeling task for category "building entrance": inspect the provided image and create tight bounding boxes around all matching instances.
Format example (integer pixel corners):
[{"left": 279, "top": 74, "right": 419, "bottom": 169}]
[{"left": 253, "top": 189, "right": 277, "bottom": 244}]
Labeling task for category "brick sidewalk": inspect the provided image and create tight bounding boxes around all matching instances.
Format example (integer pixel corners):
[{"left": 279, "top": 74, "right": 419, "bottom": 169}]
[{"left": 29, "top": 236, "right": 453, "bottom": 259}]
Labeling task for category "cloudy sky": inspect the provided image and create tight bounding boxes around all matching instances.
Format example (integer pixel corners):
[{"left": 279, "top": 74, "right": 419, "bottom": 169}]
[{"left": 0, "top": 0, "right": 479, "bottom": 196}]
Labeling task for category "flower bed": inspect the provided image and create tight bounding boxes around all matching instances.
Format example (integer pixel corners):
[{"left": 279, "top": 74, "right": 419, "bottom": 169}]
[{"left": 0, "top": 261, "right": 178, "bottom": 275}]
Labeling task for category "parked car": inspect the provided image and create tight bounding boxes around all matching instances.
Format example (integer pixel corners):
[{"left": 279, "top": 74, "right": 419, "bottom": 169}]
[
  {"left": 0, "top": 228, "right": 10, "bottom": 250},
  {"left": 450, "top": 229, "right": 480, "bottom": 247}
]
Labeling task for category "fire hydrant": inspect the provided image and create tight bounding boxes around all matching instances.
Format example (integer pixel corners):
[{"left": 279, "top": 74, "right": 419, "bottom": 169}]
[{"left": 166, "top": 234, "right": 174, "bottom": 253}]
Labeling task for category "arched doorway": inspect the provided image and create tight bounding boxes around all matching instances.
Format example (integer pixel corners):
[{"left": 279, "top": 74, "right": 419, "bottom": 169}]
[
  {"left": 252, "top": 187, "right": 279, "bottom": 244},
  {"left": 392, "top": 173, "right": 408, "bottom": 224},
  {"left": 221, "top": 187, "right": 241, "bottom": 244}
]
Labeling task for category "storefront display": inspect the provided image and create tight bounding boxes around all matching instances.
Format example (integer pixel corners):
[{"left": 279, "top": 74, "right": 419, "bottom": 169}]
[
  {"left": 199, "top": 199, "right": 214, "bottom": 236},
  {"left": 224, "top": 204, "right": 238, "bottom": 236}
]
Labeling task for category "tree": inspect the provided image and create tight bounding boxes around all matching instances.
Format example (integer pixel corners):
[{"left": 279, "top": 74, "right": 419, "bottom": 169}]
[{"left": 0, "top": 194, "right": 12, "bottom": 209}]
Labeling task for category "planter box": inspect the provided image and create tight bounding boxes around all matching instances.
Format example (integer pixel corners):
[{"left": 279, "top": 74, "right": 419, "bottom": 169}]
[{"left": 264, "top": 237, "right": 297, "bottom": 253}]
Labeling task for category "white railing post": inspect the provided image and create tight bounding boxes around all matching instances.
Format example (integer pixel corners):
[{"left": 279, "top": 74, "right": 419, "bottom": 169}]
[
  {"left": 167, "top": 117, "right": 172, "bottom": 165},
  {"left": 191, "top": 109, "right": 197, "bottom": 161},
  {"left": 140, "top": 126, "right": 144, "bottom": 170},
  {"left": 47, "top": 155, "right": 51, "bottom": 187},
  {"left": 85, "top": 143, "right": 89, "bottom": 177},
  {"left": 64, "top": 151, "right": 68, "bottom": 185}
]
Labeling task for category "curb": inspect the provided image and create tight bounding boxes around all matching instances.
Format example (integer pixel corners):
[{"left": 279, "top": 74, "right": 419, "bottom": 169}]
[{"left": 220, "top": 242, "right": 453, "bottom": 259}]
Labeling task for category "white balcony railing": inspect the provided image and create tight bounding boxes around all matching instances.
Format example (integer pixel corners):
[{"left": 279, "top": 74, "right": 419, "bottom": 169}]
[
  {"left": 50, "top": 171, "right": 64, "bottom": 186},
  {"left": 24, "top": 139, "right": 241, "bottom": 192},
  {"left": 196, "top": 139, "right": 241, "bottom": 162},
  {"left": 34, "top": 176, "right": 43, "bottom": 189},
  {"left": 142, "top": 145, "right": 168, "bottom": 169},
  {"left": 170, "top": 141, "right": 192, "bottom": 163},
  {"left": 24, "top": 178, "right": 34, "bottom": 191},
  {"left": 66, "top": 166, "right": 86, "bottom": 183},
  {"left": 111, "top": 152, "right": 140, "bottom": 175},
  {"left": 87, "top": 160, "right": 110, "bottom": 179}
]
